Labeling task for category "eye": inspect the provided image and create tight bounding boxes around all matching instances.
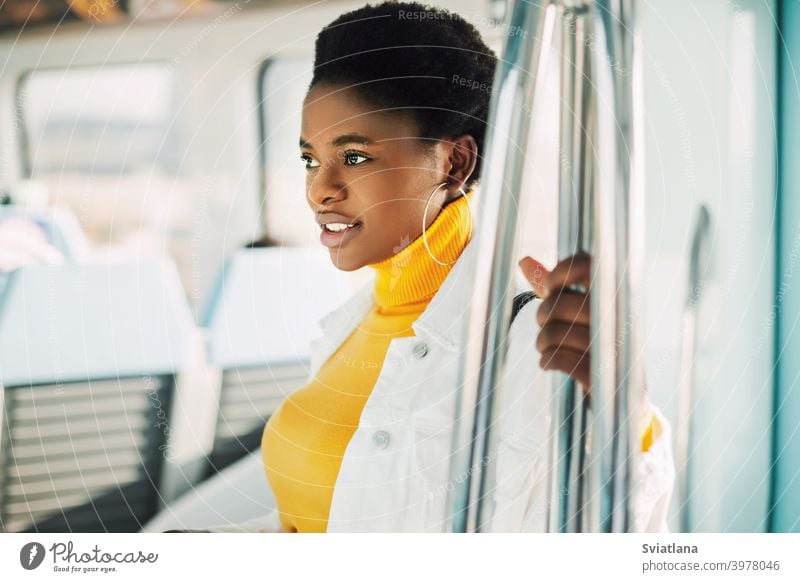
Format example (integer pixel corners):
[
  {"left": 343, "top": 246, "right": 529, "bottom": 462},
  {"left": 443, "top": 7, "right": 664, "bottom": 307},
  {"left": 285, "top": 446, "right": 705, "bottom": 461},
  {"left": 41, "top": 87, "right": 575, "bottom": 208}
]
[
  {"left": 343, "top": 151, "right": 370, "bottom": 166},
  {"left": 300, "top": 154, "right": 320, "bottom": 169}
]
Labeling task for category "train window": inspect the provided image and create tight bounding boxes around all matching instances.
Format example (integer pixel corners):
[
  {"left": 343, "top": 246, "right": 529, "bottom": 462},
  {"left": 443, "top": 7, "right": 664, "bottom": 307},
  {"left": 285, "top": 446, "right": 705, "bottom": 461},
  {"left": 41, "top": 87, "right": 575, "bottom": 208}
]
[
  {"left": 10, "top": 63, "right": 232, "bottom": 304},
  {"left": 20, "top": 64, "right": 176, "bottom": 177},
  {"left": 16, "top": 63, "right": 179, "bottom": 251},
  {"left": 259, "top": 57, "right": 315, "bottom": 247}
]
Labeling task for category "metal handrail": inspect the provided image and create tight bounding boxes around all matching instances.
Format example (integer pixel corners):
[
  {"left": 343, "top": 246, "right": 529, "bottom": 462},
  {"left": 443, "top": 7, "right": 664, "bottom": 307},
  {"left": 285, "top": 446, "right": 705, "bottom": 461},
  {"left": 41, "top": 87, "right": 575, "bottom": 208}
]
[
  {"left": 447, "top": 0, "right": 646, "bottom": 533},
  {"left": 549, "top": 1, "right": 595, "bottom": 534},
  {"left": 444, "top": 0, "right": 554, "bottom": 533},
  {"left": 587, "top": 0, "right": 645, "bottom": 532}
]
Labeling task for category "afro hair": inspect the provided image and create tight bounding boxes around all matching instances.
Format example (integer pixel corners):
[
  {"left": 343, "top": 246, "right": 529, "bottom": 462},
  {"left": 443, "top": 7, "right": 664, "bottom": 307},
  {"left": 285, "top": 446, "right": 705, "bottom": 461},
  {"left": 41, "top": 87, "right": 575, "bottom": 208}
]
[{"left": 310, "top": 1, "right": 498, "bottom": 186}]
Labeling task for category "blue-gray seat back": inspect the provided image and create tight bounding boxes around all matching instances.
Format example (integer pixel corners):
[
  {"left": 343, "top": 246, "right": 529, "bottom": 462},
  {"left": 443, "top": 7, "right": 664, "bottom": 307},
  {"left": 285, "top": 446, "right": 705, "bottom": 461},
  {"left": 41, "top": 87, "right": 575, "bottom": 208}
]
[{"left": 0, "top": 258, "right": 193, "bottom": 532}]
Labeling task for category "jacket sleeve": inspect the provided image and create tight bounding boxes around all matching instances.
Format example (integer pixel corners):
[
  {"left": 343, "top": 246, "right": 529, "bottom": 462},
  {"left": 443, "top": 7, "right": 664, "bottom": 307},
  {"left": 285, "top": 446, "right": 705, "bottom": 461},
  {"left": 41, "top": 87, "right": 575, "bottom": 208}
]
[
  {"left": 631, "top": 403, "right": 675, "bottom": 533},
  {"left": 492, "top": 295, "right": 675, "bottom": 532}
]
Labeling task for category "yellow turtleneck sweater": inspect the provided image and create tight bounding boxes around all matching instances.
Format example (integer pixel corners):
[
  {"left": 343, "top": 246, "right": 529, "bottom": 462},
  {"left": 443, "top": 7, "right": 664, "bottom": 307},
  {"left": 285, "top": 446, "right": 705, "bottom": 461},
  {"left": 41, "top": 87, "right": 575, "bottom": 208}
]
[
  {"left": 260, "top": 189, "right": 659, "bottom": 533},
  {"left": 261, "top": 190, "right": 474, "bottom": 533}
]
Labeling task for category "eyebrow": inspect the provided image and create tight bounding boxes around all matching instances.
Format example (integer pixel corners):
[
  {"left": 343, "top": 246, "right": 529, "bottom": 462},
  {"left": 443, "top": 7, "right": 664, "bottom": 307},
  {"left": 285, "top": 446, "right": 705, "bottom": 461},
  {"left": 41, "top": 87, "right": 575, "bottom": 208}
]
[{"left": 299, "top": 134, "right": 373, "bottom": 149}]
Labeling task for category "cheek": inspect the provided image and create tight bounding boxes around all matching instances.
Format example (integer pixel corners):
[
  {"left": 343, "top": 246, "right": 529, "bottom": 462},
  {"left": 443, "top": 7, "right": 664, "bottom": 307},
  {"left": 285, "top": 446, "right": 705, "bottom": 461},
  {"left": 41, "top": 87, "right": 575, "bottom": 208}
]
[
  {"left": 370, "top": 195, "right": 425, "bottom": 238},
  {"left": 356, "top": 171, "right": 421, "bottom": 220},
  {"left": 352, "top": 162, "right": 436, "bottom": 246}
]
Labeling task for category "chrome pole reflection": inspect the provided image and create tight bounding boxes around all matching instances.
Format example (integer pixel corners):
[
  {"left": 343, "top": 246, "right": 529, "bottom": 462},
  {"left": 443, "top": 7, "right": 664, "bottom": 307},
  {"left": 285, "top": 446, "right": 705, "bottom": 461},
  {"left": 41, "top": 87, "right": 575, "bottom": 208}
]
[
  {"left": 448, "top": 0, "right": 645, "bottom": 533},
  {"left": 549, "top": 0, "right": 595, "bottom": 533},
  {"left": 587, "top": 0, "right": 645, "bottom": 532},
  {"left": 676, "top": 205, "right": 711, "bottom": 532},
  {"left": 445, "top": 0, "right": 555, "bottom": 533}
]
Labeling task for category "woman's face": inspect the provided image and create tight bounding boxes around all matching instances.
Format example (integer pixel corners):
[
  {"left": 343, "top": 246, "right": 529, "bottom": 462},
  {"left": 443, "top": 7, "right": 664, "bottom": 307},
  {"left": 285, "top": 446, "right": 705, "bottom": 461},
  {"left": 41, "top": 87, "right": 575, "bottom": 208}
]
[{"left": 300, "top": 83, "right": 471, "bottom": 271}]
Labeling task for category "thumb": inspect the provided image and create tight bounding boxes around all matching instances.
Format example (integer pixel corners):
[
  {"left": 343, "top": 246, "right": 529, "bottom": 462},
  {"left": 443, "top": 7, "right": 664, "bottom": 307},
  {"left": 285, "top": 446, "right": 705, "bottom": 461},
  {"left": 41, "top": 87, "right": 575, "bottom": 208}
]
[{"left": 518, "top": 256, "right": 549, "bottom": 298}]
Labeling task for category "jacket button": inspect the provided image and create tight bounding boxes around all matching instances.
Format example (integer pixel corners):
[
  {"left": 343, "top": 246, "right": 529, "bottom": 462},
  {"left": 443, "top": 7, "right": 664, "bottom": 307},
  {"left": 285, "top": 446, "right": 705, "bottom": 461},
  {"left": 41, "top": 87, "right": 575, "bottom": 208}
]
[
  {"left": 372, "top": 430, "right": 390, "bottom": 449},
  {"left": 412, "top": 342, "right": 429, "bottom": 359}
]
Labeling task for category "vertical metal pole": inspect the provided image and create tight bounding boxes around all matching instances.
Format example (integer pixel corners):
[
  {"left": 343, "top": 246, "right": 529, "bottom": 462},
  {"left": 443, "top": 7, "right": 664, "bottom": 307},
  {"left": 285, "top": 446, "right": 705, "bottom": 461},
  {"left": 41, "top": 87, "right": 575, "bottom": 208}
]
[
  {"left": 445, "top": 0, "right": 555, "bottom": 533},
  {"left": 549, "top": 0, "right": 595, "bottom": 533},
  {"left": 587, "top": 0, "right": 645, "bottom": 532},
  {"left": 447, "top": 0, "right": 645, "bottom": 533}
]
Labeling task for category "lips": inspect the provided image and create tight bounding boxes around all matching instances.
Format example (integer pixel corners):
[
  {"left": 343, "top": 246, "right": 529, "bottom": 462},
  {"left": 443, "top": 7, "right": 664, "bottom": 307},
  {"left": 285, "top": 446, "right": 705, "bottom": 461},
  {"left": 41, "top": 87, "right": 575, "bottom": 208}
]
[
  {"left": 316, "top": 212, "right": 360, "bottom": 227},
  {"left": 316, "top": 212, "right": 362, "bottom": 248}
]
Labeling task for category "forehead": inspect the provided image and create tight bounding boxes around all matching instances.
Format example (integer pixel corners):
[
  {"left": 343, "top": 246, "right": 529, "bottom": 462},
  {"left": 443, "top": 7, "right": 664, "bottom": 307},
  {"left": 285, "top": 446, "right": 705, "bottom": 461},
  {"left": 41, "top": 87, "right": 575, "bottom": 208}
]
[{"left": 300, "top": 84, "right": 420, "bottom": 146}]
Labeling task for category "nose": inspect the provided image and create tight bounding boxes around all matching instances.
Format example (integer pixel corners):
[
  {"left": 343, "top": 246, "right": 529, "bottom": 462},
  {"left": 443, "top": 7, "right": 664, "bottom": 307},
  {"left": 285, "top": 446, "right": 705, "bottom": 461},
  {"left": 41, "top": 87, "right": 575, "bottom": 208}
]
[{"left": 306, "top": 164, "right": 346, "bottom": 208}]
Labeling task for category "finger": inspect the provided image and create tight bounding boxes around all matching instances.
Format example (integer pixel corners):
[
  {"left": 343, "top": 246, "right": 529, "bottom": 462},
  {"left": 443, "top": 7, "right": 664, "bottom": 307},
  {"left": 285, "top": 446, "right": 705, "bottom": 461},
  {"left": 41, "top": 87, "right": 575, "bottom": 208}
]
[
  {"left": 544, "top": 252, "right": 591, "bottom": 297},
  {"left": 536, "top": 290, "right": 591, "bottom": 327},
  {"left": 539, "top": 347, "right": 590, "bottom": 387},
  {"left": 518, "top": 256, "right": 550, "bottom": 298},
  {"left": 536, "top": 322, "right": 591, "bottom": 354}
]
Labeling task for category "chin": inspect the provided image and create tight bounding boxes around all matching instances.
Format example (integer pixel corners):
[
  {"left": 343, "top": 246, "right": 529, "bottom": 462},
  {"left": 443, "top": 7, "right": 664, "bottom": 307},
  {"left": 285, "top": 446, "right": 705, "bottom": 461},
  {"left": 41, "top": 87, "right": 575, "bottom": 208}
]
[{"left": 327, "top": 251, "right": 365, "bottom": 272}]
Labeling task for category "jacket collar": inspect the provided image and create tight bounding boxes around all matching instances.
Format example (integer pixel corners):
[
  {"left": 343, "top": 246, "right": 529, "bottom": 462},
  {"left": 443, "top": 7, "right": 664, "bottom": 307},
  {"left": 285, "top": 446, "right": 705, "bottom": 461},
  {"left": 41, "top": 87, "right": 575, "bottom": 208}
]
[
  {"left": 316, "top": 238, "right": 529, "bottom": 352},
  {"left": 409, "top": 236, "right": 479, "bottom": 351},
  {"left": 317, "top": 277, "right": 374, "bottom": 349},
  {"left": 318, "top": 238, "right": 478, "bottom": 352},
  {"left": 406, "top": 239, "right": 529, "bottom": 350}
]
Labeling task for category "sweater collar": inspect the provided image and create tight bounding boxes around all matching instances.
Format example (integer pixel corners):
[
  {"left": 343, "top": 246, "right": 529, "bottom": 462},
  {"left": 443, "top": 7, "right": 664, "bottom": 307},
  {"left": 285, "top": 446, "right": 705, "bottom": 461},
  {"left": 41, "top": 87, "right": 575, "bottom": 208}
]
[{"left": 368, "top": 189, "right": 474, "bottom": 312}]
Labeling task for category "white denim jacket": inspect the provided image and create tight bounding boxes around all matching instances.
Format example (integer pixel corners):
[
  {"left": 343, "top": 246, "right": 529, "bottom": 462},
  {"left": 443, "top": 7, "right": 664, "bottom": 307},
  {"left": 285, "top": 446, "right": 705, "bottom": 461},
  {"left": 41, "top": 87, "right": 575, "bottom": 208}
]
[{"left": 207, "top": 239, "right": 675, "bottom": 533}]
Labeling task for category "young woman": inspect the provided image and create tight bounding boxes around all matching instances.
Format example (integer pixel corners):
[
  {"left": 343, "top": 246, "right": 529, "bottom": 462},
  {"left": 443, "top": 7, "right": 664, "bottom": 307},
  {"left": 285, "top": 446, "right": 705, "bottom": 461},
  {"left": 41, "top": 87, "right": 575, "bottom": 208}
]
[{"left": 202, "top": 1, "right": 673, "bottom": 533}]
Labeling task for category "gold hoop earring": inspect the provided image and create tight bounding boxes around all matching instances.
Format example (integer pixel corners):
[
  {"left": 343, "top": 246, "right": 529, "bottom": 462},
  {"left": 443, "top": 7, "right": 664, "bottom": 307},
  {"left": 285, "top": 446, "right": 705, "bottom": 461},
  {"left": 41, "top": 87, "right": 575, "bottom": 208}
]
[{"left": 422, "top": 181, "right": 473, "bottom": 266}]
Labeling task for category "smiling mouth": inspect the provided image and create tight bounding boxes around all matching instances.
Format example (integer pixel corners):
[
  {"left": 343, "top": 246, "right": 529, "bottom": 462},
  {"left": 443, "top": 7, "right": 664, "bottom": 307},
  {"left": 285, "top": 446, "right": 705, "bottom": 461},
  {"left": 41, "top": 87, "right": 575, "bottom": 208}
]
[
  {"left": 322, "top": 222, "right": 360, "bottom": 233},
  {"left": 319, "top": 221, "right": 363, "bottom": 248}
]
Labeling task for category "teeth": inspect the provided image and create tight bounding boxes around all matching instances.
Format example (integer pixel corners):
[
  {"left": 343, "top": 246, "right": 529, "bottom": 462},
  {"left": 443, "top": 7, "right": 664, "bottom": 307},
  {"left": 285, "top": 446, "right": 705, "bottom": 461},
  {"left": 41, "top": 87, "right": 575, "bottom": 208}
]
[{"left": 325, "top": 223, "right": 355, "bottom": 233}]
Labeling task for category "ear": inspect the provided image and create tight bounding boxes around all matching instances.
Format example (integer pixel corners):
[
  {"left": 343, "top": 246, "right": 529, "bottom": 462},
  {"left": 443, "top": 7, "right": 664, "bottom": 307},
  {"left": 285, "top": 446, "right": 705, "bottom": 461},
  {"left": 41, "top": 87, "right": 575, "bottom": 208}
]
[{"left": 444, "top": 134, "right": 478, "bottom": 195}]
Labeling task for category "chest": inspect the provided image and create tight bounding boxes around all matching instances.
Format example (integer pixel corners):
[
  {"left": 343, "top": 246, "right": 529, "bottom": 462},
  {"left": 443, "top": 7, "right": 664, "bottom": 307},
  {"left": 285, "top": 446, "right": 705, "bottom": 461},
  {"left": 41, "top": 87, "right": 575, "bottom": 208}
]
[{"left": 312, "top": 293, "right": 548, "bottom": 532}]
